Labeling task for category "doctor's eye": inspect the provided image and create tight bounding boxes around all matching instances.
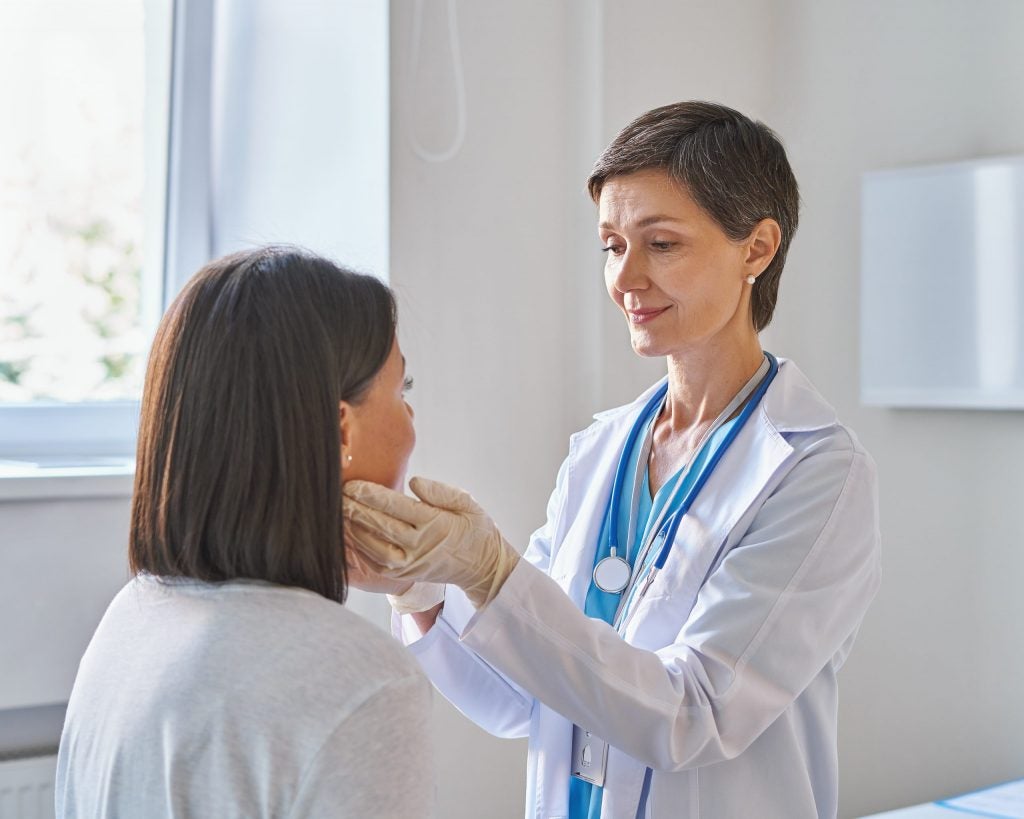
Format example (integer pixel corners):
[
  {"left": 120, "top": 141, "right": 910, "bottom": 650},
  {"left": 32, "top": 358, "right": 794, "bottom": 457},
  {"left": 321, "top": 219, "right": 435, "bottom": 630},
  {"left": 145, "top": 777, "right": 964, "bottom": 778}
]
[
  {"left": 651, "top": 241, "right": 676, "bottom": 252},
  {"left": 402, "top": 376, "right": 415, "bottom": 394},
  {"left": 601, "top": 244, "right": 625, "bottom": 256}
]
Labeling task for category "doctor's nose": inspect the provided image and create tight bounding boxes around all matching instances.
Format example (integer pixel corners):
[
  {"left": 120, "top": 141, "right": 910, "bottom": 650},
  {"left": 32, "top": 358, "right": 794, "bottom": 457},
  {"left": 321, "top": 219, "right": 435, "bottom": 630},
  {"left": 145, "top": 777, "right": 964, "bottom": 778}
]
[{"left": 609, "top": 249, "right": 649, "bottom": 295}]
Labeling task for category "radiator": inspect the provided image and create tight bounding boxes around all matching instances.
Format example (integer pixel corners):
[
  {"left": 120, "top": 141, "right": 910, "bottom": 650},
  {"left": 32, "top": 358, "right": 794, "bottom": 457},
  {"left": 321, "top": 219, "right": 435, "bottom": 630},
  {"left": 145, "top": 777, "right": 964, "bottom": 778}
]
[{"left": 0, "top": 757, "right": 56, "bottom": 819}]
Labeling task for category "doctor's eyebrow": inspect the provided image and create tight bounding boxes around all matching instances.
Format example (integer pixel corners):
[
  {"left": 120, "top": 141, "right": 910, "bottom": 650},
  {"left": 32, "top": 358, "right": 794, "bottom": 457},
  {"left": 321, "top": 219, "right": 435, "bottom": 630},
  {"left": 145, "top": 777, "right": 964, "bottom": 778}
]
[{"left": 599, "top": 215, "right": 687, "bottom": 230}]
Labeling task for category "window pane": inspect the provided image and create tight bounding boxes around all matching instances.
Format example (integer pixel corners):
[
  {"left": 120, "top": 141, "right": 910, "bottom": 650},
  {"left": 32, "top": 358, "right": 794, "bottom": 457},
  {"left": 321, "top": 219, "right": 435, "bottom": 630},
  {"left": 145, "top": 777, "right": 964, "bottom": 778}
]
[{"left": 0, "top": 1, "right": 164, "bottom": 404}]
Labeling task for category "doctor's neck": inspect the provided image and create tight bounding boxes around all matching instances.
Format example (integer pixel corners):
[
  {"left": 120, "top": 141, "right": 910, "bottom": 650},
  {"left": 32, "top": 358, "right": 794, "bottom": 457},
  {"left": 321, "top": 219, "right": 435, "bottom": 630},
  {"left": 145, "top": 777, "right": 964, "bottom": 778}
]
[{"left": 662, "top": 334, "right": 765, "bottom": 432}]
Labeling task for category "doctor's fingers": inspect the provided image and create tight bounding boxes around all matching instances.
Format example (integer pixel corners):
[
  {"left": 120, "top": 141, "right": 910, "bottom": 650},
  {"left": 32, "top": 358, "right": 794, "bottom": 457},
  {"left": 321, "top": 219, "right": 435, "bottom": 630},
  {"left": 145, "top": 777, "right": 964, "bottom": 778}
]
[
  {"left": 408, "top": 476, "right": 482, "bottom": 515},
  {"left": 343, "top": 480, "right": 438, "bottom": 527},
  {"left": 344, "top": 518, "right": 413, "bottom": 570},
  {"left": 343, "top": 534, "right": 414, "bottom": 594},
  {"left": 342, "top": 494, "right": 423, "bottom": 547}
]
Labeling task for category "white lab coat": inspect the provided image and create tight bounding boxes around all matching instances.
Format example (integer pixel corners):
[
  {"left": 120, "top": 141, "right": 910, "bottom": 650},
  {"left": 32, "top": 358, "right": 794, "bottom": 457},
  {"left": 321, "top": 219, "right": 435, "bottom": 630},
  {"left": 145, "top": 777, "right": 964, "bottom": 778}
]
[{"left": 395, "top": 359, "right": 881, "bottom": 819}]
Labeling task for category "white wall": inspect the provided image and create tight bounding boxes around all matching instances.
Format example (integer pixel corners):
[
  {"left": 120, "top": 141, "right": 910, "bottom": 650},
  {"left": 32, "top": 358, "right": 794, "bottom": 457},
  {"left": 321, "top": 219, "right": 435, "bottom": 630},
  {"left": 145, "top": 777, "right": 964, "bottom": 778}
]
[
  {"left": 765, "top": 2, "right": 1024, "bottom": 815},
  {"left": 0, "top": 494, "right": 130, "bottom": 712}
]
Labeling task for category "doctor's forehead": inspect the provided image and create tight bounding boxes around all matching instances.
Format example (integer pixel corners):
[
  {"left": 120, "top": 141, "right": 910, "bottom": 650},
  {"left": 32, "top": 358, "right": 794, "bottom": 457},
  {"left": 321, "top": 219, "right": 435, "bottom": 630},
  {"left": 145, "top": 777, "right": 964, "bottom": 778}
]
[
  {"left": 597, "top": 170, "right": 696, "bottom": 229},
  {"left": 599, "top": 213, "right": 686, "bottom": 231},
  {"left": 598, "top": 173, "right": 712, "bottom": 233}
]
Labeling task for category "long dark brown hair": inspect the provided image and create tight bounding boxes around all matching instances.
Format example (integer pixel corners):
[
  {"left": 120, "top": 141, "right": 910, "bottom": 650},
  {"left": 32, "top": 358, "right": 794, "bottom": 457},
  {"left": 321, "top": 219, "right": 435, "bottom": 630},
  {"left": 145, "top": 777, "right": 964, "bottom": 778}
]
[{"left": 129, "top": 246, "right": 396, "bottom": 603}]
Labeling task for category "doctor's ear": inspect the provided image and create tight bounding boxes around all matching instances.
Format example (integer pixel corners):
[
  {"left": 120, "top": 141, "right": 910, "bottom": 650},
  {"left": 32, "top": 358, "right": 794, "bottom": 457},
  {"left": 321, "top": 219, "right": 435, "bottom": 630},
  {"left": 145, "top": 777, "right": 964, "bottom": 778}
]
[{"left": 743, "top": 218, "right": 782, "bottom": 279}]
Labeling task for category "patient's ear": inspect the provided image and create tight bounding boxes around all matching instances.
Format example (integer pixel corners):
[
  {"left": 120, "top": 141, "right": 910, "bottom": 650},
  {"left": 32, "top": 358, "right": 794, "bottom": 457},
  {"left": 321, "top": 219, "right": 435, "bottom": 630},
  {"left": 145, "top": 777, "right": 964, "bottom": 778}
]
[{"left": 339, "top": 401, "right": 354, "bottom": 463}]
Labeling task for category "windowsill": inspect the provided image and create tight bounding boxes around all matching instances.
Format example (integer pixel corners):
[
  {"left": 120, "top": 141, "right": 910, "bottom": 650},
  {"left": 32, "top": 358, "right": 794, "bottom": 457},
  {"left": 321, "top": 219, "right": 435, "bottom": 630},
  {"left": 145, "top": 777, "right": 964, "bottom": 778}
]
[{"left": 0, "top": 459, "right": 135, "bottom": 503}]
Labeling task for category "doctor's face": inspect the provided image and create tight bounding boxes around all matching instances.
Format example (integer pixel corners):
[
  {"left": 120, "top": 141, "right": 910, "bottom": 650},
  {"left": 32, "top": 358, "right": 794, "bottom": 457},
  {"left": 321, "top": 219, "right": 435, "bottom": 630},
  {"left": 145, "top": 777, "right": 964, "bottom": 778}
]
[
  {"left": 341, "top": 337, "right": 416, "bottom": 491},
  {"left": 598, "top": 169, "right": 757, "bottom": 358}
]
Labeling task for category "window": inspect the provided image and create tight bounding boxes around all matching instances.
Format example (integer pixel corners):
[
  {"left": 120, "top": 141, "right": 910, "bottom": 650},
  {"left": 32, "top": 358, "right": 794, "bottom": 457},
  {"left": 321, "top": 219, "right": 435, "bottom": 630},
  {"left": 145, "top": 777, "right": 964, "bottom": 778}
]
[
  {"left": 0, "top": 0, "right": 173, "bottom": 461},
  {"left": 0, "top": 0, "right": 388, "bottom": 467}
]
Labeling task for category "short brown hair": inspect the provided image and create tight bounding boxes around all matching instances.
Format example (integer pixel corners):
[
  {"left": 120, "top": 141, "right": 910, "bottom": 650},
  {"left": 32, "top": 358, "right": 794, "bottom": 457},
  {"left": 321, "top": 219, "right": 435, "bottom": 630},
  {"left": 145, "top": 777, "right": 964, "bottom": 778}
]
[
  {"left": 588, "top": 101, "right": 799, "bottom": 331},
  {"left": 129, "top": 246, "right": 396, "bottom": 603}
]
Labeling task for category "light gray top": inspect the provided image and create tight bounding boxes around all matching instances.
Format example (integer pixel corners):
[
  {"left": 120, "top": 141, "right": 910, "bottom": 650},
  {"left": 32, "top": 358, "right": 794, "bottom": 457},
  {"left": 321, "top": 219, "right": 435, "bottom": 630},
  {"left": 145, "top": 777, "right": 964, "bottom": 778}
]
[{"left": 56, "top": 575, "right": 435, "bottom": 818}]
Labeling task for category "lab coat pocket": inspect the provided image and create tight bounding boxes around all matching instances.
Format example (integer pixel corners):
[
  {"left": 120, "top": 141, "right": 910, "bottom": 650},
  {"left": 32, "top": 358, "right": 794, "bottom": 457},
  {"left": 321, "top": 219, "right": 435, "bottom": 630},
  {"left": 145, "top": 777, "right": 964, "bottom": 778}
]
[
  {"left": 620, "top": 592, "right": 673, "bottom": 649},
  {"left": 621, "top": 530, "right": 732, "bottom": 650}
]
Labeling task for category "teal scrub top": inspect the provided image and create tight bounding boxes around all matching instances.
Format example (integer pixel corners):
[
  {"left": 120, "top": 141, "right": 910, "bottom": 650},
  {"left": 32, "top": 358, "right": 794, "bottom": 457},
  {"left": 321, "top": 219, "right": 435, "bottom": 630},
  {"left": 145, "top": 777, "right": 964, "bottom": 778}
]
[{"left": 568, "top": 410, "right": 741, "bottom": 819}]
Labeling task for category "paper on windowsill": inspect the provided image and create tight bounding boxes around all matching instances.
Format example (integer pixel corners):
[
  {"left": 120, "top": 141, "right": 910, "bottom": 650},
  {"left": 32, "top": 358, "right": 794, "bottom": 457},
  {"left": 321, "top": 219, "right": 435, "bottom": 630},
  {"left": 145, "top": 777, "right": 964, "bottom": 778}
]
[{"left": 937, "top": 778, "right": 1024, "bottom": 818}]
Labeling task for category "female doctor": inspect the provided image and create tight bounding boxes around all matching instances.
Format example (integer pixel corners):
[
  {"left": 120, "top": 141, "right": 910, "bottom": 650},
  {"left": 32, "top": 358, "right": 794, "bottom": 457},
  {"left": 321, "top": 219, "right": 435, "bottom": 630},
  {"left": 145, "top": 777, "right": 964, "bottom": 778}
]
[{"left": 343, "top": 101, "right": 881, "bottom": 819}]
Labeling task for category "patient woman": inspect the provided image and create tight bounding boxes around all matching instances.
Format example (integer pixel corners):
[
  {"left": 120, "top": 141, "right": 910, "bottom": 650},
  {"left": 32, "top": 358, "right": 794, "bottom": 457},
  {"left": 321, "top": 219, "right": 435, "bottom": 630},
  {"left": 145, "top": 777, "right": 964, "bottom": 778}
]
[{"left": 55, "top": 246, "right": 433, "bottom": 818}]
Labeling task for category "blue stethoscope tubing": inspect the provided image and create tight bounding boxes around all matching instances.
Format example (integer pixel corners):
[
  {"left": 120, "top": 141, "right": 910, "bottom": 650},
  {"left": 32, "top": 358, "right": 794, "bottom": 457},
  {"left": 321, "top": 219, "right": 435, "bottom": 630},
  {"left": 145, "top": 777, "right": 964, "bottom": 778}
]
[{"left": 602, "top": 352, "right": 780, "bottom": 584}]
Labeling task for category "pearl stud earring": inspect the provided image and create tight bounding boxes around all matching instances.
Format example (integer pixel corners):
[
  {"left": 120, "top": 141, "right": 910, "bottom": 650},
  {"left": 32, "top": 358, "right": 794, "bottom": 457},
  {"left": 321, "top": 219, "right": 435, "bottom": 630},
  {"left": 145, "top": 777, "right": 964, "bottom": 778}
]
[{"left": 746, "top": 275, "right": 756, "bottom": 285}]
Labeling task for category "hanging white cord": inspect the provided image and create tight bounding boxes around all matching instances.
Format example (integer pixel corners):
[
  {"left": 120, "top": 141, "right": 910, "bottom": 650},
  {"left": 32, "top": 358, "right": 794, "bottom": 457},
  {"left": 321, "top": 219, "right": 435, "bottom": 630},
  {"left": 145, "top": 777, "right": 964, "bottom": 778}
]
[{"left": 409, "top": 0, "right": 467, "bottom": 163}]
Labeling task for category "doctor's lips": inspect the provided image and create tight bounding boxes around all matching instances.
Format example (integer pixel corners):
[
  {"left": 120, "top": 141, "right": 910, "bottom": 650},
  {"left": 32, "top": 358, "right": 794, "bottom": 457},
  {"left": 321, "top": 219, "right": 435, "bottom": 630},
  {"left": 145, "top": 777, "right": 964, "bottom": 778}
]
[{"left": 626, "top": 306, "right": 670, "bottom": 324}]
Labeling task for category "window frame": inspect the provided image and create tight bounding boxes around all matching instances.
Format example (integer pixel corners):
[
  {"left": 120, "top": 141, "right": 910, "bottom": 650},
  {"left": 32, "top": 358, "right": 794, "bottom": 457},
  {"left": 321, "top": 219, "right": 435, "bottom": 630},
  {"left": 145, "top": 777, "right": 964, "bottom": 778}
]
[{"left": 0, "top": 0, "right": 211, "bottom": 464}]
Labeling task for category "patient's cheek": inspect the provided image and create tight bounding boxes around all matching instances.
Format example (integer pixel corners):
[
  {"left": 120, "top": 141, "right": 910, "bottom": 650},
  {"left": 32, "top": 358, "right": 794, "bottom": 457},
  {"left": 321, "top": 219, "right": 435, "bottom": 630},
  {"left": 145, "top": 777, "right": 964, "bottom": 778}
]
[
  {"left": 356, "top": 433, "right": 412, "bottom": 492},
  {"left": 387, "top": 445, "right": 413, "bottom": 492},
  {"left": 387, "top": 414, "right": 415, "bottom": 491},
  {"left": 345, "top": 392, "right": 414, "bottom": 491}
]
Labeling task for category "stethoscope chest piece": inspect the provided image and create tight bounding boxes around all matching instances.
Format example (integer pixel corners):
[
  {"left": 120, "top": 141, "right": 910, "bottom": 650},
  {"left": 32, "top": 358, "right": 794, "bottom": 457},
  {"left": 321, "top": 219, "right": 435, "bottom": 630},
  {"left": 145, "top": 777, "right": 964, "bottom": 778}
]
[{"left": 593, "top": 554, "right": 631, "bottom": 594}]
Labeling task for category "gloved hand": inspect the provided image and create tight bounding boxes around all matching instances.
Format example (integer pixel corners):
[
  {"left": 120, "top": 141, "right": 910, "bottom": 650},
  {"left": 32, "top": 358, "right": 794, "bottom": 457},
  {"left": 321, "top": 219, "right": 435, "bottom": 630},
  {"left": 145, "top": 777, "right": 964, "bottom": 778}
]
[
  {"left": 386, "top": 582, "right": 446, "bottom": 616},
  {"left": 343, "top": 528, "right": 414, "bottom": 596},
  {"left": 343, "top": 526, "right": 445, "bottom": 613},
  {"left": 342, "top": 477, "right": 520, "bottom": 609}
]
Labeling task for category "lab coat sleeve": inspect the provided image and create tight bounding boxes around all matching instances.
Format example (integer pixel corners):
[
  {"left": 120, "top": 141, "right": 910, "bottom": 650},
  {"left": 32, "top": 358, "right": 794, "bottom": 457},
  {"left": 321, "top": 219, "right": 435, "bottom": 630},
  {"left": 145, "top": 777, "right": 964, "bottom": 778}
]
[
  {"left": 391, "top": 457, "right": 572, "bottom": 739},
  {"left": 459, "top": 431, "right": 881, "bottom": 771}
]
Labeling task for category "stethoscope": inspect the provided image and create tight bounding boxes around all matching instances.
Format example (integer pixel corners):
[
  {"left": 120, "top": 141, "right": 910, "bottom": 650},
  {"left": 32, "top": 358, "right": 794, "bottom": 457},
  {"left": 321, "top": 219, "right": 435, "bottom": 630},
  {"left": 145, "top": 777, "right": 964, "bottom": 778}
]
[{"left": 592, "top": 352, "right": 780, "bottom": 628}]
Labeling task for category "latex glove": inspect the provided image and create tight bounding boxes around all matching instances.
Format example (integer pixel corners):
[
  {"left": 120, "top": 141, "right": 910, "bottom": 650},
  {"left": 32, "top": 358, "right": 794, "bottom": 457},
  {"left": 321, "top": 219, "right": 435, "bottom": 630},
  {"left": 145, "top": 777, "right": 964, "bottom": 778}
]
[
  {"left": 343, "top": 522, "right": 415, "bottom": 596},
  {"left": 346, "top": 531, "right": 444, "bottom": 613},
  {"left": 342, "top": 477, "right": 520, "bottom": 609},
  {"left": 386, "top": 582, "right": 446, "bottom": 616}
]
